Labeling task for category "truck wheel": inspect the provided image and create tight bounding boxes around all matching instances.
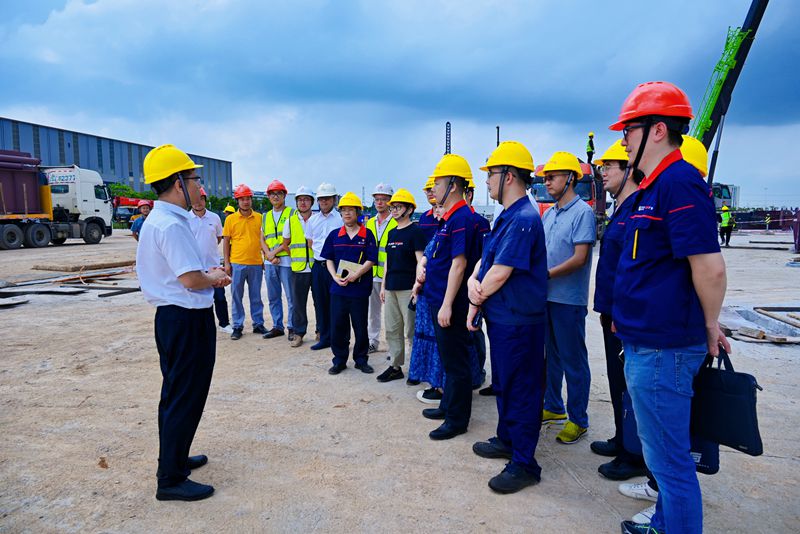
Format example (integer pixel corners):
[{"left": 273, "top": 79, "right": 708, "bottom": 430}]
[
  {"left": 0, "top": 224, "right": 24, "bottom": 250},
  {"left": 83, "top": 222, "right": 103, "bottom": 244},
  {"left": 23, "top": 223, "right": 52, "bottom": 248},
  {"left": 51, "top": 237, "right": 68, "bottom": 246}
]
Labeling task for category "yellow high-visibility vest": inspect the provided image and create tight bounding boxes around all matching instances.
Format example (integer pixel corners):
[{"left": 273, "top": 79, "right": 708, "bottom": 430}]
[
  {"left": 288, "top": 211, "right": 313, "bottom": 272},
  {"left": 263, "top": 206, "right": 293, "bottom": 257},
  {"left": 366, "top": 214, "right": 397, "bottom": 279}
]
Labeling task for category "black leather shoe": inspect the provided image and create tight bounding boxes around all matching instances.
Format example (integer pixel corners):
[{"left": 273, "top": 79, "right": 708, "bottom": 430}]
[
  {"left": 355, "top": 363, "right": 374, "bottom": 374},
  {"left": 429, "top": 423, "right": 467, "bottom": 441},
  {"left": 590, "top": 438, "right": 621, "bottom": 457},
  {"left": 311, "top": 342, "right": 331, "bottom": 351},
  {"left": 377, "top": 366, "right": 404, "bottom": 382},
  {"left": 187, "top": 455, "right": 208, "bottom": 470},
  {"left": 252, "top": 324, "right": 268, "bottom": 335},
  {"left": 406, "top": 378, "right": 421, "bottom": 386},
  {"left": 287, "top": 329, "right": 295, "bottom": 341},
  {"left": 598, "top": 457, "right": 648, "bottom": 481},
  {"left": 422, "top": 408, "right": 446, "bottom": 420},
  {"left": 262, "top": 327, "right": 285, "bottom": 339},
  {"left": 156, "top": 479, "right": 214, "bottom": 501},
  {"left": 328, "top": 364, "right": 346, "bottom": 375},
  {"left": 478, "top": 385, "right": 497, "bottom": 397},
  {"left": 472, "top": 437, "right": 513, "bottom": 460},
  {"left": 231, "top": 328, "right": 243, "bottom": 340},
  {"left": 488, "top": 463, "right": 540, "bottom": 494}
]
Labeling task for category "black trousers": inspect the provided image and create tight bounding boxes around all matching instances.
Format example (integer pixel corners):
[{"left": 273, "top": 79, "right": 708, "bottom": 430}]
[
  {"left": 600, "top": 313, "right": 646, "bottom": 465},
  {"left": 213, "top": 287, "right": 230, "bottom": 328},
  {"left": 430, "top": 301, "right": 472, "bottom": 430},
  {"left": 330, "top": 295, "right": 370, "bottom": 367},
  {"left": 154, "top": 305, "right": 216, "bottom": 488},
  {"left": 291, "top": 272, "right": 313, "bottom": 336},
  {"left": 311, "top": 261, "right": 333, "bottom": 345},
  {"left": 720, "top": 226, "right": 733, "bottom": 246}
]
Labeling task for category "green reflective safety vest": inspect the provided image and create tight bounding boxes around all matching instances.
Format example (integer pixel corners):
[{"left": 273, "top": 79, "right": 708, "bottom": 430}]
[
  {"left": 263, "top": 206, "right": 293, "bottom": 257},
  {"left": 721, "top": 211, "right": 732, "bottom": 227},
  {"left": 366, "top": 214, "right": 397, "bottom": 279},
  {"left": 586, "top": 138, "right": 594, "bottom": 153},
  {"left": 288, "top": 211, "right": 313, "bottom": 272}
]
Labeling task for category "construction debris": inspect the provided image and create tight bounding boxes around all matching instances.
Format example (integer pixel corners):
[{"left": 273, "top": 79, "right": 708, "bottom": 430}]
[
  {"left": 737, "top": 326, "right": 766, "bottom": 339},
  {"left": 32, "top": 260, "right": 135, "bottom": 272},
  {"left": 0, "top": 296, "right": 29, "bottom": 308},
  {"left": 0, "top": 287, "right": 88, "bottom": 297},
  {"left": 754, "top": 307, "right": 800, "bottom": 329},
  {"left": 12, "top": 267, "right": 134, "bottom": 287}
]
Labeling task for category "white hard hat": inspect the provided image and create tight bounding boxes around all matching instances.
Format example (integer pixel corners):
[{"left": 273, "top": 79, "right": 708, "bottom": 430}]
[
  {"left": 316, "top": 182, "right": 337, "bottom": 197},
  {"left": 373, "top": 183, "right": 394, "bottom": 197},
  {"left": 295, "top": 185, "right": 315, "bottom": 200}
]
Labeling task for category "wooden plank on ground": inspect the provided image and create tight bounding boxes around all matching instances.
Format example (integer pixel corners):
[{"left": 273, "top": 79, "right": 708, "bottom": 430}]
[
  {"left": 0, "top": 296, "right": 29, "bottom": 307},
  {"left": 755, "top": 308, "right": 800, "bottom": 329},
  {"left": 32, "top": 260, "right": 135, "bottom": 272},
  {"left": 788, "top": 313, "right": 800, "bottom": 322},
  {"left": 0, "top": 287, "right": 88, "bottom": 297},
  {"left": 737, "top": 326, "right": 766, "bottom": 339}
]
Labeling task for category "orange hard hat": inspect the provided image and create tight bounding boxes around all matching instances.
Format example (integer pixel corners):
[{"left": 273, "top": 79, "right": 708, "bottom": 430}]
[
  {"left": 137, "top": 199, "right": 152, "bottom": 208},
  {"left": 267, "top": 180, "right": 287, "bottom": 194},
  {"left": 609, "top": 81, "right": 693, "bottom": 131},
  {"left": 233, "top": 184, "right": 254, "bottom": 199}
]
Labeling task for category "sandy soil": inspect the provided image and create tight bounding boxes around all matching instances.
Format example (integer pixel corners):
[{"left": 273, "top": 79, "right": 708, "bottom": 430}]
[{"left": 0, "top": 230, "right": 798, "bottom": 533}]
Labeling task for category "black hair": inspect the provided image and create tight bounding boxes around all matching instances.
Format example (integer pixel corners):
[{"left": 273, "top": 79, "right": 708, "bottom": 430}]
[
  {"left": 509, "top": 166, "right": 533, "bottom": 185},
  {"left": 151, "top": 175, "right": 178, "bottom": 196}
]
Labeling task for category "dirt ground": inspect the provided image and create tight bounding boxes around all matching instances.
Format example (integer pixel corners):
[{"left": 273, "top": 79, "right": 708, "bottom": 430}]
[{"left": 1, "top": 230, "right": 798, "bottom": 533}]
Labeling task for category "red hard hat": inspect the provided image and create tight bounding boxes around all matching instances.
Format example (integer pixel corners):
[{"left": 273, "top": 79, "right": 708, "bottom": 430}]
[
  {"left": 233, "top": 184, "right": 254, "bottom": 199},
  {"left": 199, "top": 186, "right": 208, "bottom": 198},
  {"left": 609, "top": 81, "right": 694, "bottom": 131},
  {"left": 137, "top": 199, "right": 152, "bottom": 208},
  {"left": 267, "top": 180, "right": 287, "bottom": 194}
]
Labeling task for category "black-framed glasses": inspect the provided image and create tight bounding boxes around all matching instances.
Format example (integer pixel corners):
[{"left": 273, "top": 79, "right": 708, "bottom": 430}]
[
  {"left": 486, "top": 168, "right": 508, "bottom": 180},
  {"left": 267, "top": 191, "right": 285, "bottom": 197},
  {"left": 622, "top": 123, "right": 646, "bottom": 140},
  {"left": 388, "top": 204, "right": 404, "bottom": 211},
  {"left": 543, "top": 173, "right": 570, "bottom": 183}
]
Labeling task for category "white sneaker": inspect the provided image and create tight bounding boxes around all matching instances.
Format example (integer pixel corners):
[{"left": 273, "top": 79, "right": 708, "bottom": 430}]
[
  {"left": 632, "top": 504, "right": 656, "bottom": 524},
  {"left": 219, "top": 325, "right": 234, "bottom": 334},
  {"left": 618, "top": 481, "right": 659, "bottom": 502}
]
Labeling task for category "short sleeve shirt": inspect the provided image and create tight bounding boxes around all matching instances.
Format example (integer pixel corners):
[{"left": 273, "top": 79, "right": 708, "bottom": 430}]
[
  {"left": 424, "top": 200, "right": 476, "bottom": 309},
  {"left": 593, "top": 195, "right": 635, "bottom": 315},
  {"left": 384, "top": 223, "right": 427, "bottom": 291},
  {"left": 307, "top": 210, "right": 343, "bottom": 261},
  {"left": 613, "top": 150, "right": 721, "bottom": 348},
  {"left": 541, "top": 196, "right": 596, "bottom": 306},
  {"left": 222, "top": 210, "right": 263, "bottom": 265},
  {"left": 478, "top": 196, "right": 547, "bottom": 325},
  {"left": 190, "top": 209, "right": 223, "bottom": 270},
  {"left": 321, "top": 225, "right": 378, "bottom": 298},
  {"left": 417, "top": 209, "right": 439, "bottom": 243},
  {"left": 131, "top": 215, "right": 145, "bottom": 235}
]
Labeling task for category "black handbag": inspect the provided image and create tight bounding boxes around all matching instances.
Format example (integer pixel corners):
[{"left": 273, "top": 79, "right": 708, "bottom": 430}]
[
  {"left": 690, "top": 348, "right": 764, "bottom": 456},
  {"left": 622, "top": 390, "right": 719, "bottom": 475}
]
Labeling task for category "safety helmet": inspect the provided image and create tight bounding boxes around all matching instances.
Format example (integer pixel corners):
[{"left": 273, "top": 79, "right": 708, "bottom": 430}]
[
  {"left": 540, "top": 151, "right": 584, "bottom": 179},
  {"left": 233, "top": 184, "right": 254, "bottom": 199},
  {"left": 480, "top": 141, "right": 536, "bottom": 173},
  {"left": 466, "top": 177, "right": 476, "bottom": 189},
  {"left": 721, "top": 205, "right": 730, "bottom": 211},
  {"left": 389, "top": 188, "right": 416, "bottom": 210},
  {"left": 295, "top": 185, "right": 315, "bottom": 201},
  {"left": 429, "top": 153, "right": 473, "bottom": 181},
  {"left": 224, "top": 205, "right": 235, "bottom": 213},
  {"left": 594, "top": 140, "right": 628, "bottom": 166},
  {"left": 680, "top": 135, "right": 709, "bottom": 177},
  {"left": 199, "top": 186, "right": 208, "bottom": 198},
  {"left": 589, "top": 132, "right": 595, "bottom": 137},
  {"left": 143, "top": 144, "right": 203, "bottom": 184},
  {"left": 338, "top": 192, "right": 363, "bottom": 210},
  {"left": 137, "top": 199, "right": 152, "bottom": 208},
  {"left": 424, "top": 176, "right": 435, "bottom": 190},
  {"left": 316, "top": 182, "right": 338, "bottom": 198},
  {"left": 609, "top": 81, "right": 693, "bottom": 131},
  {"left": 373, "top": 183, "right": 394, "bottom": 197},
  {"left": 267, "top": 180, "right": 287, "bottom": 194}
]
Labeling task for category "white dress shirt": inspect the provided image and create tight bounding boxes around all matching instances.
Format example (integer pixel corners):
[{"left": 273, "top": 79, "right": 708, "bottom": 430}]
[
  {"left": 306, "top": 209, "right": 342, "bottom": 261},
  {"left": 190, "top": 209, "right": 223, "bottom": 270}
]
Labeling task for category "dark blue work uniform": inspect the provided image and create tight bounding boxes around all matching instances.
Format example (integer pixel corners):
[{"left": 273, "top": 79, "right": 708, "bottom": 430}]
[
  {"left": 321, "top": 225, "right": 378, "bottom": 368},
  {"left": 592, "top": 194, "right": 639, "bottom": 457},
  {"left": 425, "top": 199, "right": 478, "bottom": 430},
  {"left": 469, "top": 207, "right": 490, "bottom": 379},
  {"left": 477, "top": 196, "right": 547, "bottom": 477},
  {"left": 418, "top": 208, "right": 439, "bottom": 243}
]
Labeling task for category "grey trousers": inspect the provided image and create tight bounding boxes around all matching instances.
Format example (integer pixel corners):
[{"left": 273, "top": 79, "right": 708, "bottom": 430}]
[{"left": 384, "top": 289, "right": 414, "bottom": 367}]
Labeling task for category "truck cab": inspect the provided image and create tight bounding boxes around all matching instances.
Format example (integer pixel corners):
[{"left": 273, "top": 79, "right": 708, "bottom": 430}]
[{"left": 43, "top": 166, "right": 113, "bottom": 231}]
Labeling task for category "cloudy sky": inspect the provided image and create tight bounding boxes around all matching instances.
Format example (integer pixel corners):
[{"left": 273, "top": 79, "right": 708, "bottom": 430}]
[{"left": 2, "top": 0, "right": 798, "bottom": 207}]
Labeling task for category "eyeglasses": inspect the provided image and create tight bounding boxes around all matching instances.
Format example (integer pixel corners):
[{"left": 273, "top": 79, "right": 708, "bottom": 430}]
[
  {"left": 543, "top": 173, "right": 570, "bottom": 183},
  {"left": 268, "top": 191, "right": 285, "bottom": 197},
  {"left": 486, "top": 170, "right": 506, "bottom": 179},
  {"left": 600, "top": 163, "right": 622, "bottom": 173},
  {"left": 389, "top": 205, "right": 404, "bottom": 211},
  {"left": 622, "top": 123, "right": 647, "bottom": 140}
]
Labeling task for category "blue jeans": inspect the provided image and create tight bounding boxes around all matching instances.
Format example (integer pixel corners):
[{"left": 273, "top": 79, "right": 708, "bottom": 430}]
[
  {"left": 544, "top": 301, "right": 590, "bottom": 428},
  {"left": 231, "top": 264, "right": 264, "bottom": 329},
  {"left": 265, "top": 263, "right": 293, "bottom": 331},
  {"left": 624, "top": 342, "right": 706, "bottom": 534}
]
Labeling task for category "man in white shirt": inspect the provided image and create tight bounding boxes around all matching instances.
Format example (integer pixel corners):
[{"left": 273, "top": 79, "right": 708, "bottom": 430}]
[
  {"left": 191, "top": 187, "right": 232, "bottom": 334},
  {"left": 136, "top": 144, "right": 230, "bottom": 502},
  {"left": 306, "top": 182, "right": 342, "bottom": 351},
  {"left": 282, "top": 186, "right": 316, "bottom": 347}
]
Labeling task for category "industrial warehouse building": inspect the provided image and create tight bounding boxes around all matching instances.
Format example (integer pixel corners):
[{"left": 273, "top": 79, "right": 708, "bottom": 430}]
[{"left": 0, "top": 117, "right": 233, "bottom": 197}]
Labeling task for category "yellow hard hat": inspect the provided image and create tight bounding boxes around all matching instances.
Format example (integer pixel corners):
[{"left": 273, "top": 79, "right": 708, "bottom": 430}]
[
  {"left": 589, "top": 132, "right": 595, "bottom": 137},
  {"left": 430, "top": 154, "right": 473, "bottom": 181},
  {"left": 223, "top": 205, "right": 235, "bottom": 214},
  {"left": 466, "top": 176, "right": 476, "bottom": 189},
  {"left": 480, "top": 141, "right": 535, "bottom": 172},
  {"left": 681, "top": 135, "right": 709, "bottom": 177},
  {"left": 389, "top": 188, "right": 417, "bottom": 209},
  {"left": 143, "top": 144, "right": 202, "bottom": 184},
  {"left": 338, "top": 192, "right": 363, "bottom": 209},
  {"left": 541, "top": 151, "right": 583, "bottom": 179},
  {"left": 594, "top": 139, "right": 628, "bottom": 166},
  {"left": 424, "top": 176, "right": 435, "bottom": 190},
  {"left": 721, "top": 205, "right": 730, "bottom": 211}
]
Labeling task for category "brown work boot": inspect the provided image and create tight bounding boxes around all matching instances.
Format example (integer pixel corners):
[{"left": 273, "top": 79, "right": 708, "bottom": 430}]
[{"left": 290, "top": 335, "right": 304, "bottom": 348}]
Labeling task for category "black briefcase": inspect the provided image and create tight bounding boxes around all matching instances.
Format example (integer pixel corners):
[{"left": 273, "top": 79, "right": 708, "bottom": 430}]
[{"left": 690, "top": 348, "right": 764, "bottom": 456}]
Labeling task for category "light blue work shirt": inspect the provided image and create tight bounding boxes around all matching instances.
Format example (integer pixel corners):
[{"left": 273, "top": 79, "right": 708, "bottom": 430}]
[{"left": 541, "top": 195, "right": 596, "bottom": 306}]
